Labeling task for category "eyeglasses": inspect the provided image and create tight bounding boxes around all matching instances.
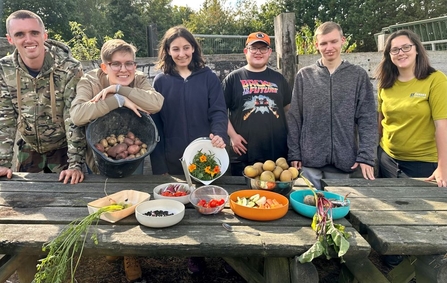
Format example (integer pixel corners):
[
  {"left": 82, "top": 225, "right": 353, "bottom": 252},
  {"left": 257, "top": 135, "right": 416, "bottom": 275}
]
[
  {"left": 247, "top": 46, "right": 270, "bottom": 54},
  {"left": 108, "top": 61, "right": 137, "bottom": 71},
  {"left": 389, "top": 44, "right": 414, "bottom": 55}
]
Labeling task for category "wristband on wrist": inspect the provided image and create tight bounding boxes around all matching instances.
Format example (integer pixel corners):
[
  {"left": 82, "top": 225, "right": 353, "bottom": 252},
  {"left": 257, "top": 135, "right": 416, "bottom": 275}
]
[{"left": 114, "top": 93, "right": 125, "bottom": 107}]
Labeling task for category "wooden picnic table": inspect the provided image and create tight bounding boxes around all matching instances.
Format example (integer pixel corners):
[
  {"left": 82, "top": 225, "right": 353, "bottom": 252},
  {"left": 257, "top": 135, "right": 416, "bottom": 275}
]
[
  {"left": 0, "top": 173, "right": 375, "bottom": 283},
  {"left": 322, "top": 178, "right": 446, "bottom": 283}
]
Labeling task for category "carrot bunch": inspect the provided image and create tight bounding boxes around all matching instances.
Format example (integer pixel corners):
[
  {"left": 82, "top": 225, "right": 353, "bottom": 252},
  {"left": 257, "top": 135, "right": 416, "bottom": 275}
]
[{"left": 34, "top": 204, "right": 126, "bottom": 283}]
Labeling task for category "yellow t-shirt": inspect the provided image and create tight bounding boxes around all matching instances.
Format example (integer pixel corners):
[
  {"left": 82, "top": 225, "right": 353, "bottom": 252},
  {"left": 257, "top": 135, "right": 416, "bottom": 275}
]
[{"left": 378, "top": 71, "right": 447, "bottom": 162}]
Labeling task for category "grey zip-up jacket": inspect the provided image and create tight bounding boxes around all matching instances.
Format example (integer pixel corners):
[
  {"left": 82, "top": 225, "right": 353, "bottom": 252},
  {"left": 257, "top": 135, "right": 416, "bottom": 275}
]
[{"left": 287, "top": 60, "right": 377, "bottom": 172}]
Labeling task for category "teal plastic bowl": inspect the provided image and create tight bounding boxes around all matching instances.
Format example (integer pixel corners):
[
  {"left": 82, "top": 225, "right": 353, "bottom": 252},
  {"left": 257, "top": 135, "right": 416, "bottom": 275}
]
[{"left": 289, "top": 190, "right": 350, "bottom": 220}]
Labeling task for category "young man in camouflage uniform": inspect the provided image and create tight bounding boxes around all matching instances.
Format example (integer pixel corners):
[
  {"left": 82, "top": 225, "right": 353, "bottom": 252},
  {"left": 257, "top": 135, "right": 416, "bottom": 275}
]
[{"left": 0, "top": 10, "right": 86, "bottom": 184}]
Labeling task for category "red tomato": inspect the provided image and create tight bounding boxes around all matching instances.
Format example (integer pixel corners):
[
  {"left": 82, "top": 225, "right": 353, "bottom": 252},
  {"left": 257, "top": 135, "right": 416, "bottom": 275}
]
[
  {"left": 197, "top": 199, "right": 207, "bottom": 207},
  {"left": 217, "top": 199, "right": 225, "bottom": 205},
  {"left": 209, "top": 199, "right": 218, "bottom": 208}
]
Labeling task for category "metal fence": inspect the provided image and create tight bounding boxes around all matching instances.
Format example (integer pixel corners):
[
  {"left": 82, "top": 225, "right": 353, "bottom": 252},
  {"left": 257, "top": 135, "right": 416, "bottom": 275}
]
[
  {"left": 193, "top": 34, "right": 276, "bottom": 54},
  {"left": 375, "top": 16, "right": 447, "bottom": 51}
]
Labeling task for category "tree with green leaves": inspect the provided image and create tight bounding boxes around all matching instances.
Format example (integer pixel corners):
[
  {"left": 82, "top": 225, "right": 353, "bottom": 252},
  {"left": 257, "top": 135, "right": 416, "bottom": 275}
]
[
  {"left": 1, "top": 0, "right": 78, "bottom": 39},
  {"left": 54, "top": 22, "right": 123, "bottom": 61},
  {"left": 296, "top": 20, "right": 356, "bottom": 55}
]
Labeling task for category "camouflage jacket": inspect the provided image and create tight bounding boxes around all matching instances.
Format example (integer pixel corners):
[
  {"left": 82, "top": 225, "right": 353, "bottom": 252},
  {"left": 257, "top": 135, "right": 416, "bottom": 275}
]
[{"left": 0, "top": 39, "right": 86, "bottom": 170}]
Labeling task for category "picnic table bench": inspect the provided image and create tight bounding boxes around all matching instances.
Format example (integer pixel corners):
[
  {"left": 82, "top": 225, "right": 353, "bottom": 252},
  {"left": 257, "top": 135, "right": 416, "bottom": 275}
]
[
  {"left": 0, "top": 173, "right": 375, "bottom": 283},
  {"left": 323, "top": 178, "right": 447, "bottom": 283}
]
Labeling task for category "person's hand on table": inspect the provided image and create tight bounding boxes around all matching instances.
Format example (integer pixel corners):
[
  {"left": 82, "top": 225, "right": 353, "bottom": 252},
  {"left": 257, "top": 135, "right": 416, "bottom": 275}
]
[
  {"left": 426, "top": 166, "right": 447, "bottom": 187},
  {"left": 351, "top": 162, "right": 375, "bottom": 180},
  {"left": 59, "top": 169, "right": 85, "bottom": 184},
  {"left": 0, "top": 167, "right": 13, "bottom": 179}
]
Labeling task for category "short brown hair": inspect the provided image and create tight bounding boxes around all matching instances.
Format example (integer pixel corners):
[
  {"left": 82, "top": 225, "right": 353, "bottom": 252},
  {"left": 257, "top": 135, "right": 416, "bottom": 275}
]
[
  {"left": 6, "top": 10, "right": 45, "bottom": 34},
  {"left": 100, "top": 39, "right": 137, "bottom": 63},
  {"left": 314, "top": 21, "right": 344, "bottom": 39}
]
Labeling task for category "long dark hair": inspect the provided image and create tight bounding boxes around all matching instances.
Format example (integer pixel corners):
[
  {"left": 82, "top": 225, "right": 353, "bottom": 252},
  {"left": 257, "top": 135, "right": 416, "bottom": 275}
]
[
  {"left": 156, "top": 25, "right": 205, "bottom": 75},
  {"left": 376, "top": 29, "right": 435, "bottom": 89}
]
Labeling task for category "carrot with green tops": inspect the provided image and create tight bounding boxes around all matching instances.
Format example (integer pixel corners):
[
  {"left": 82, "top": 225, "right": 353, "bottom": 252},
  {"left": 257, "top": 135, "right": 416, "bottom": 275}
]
[{"left": 34, "top": 204, "right": 126, "bottom": 283}]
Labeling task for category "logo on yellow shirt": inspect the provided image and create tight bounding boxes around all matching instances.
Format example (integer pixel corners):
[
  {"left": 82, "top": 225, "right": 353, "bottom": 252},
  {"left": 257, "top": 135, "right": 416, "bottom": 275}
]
[{"left": 409, "top": 92, "right": 427, "bottom": 98}]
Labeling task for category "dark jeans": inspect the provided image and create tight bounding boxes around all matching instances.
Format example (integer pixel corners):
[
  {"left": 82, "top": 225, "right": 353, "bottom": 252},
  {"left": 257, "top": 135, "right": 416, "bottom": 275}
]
[{"left": 377, "top": 146, "right": 437, "bottom": 178}]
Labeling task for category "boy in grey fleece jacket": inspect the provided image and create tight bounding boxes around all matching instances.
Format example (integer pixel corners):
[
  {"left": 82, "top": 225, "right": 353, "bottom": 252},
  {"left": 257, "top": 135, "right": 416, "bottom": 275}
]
[{"left": 287, "top": 22, "right": 377, "bottom": 189}]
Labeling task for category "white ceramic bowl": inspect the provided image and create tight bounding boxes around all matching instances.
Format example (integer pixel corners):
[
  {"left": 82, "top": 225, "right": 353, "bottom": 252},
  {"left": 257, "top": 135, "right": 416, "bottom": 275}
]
[
  {"left": 189, "top": 185, "right": 229, "bottom": 215},
  {"left": 135, "top": 199, "right": 185, "bottom": 228},
  {"left": 153, "top": 182, "right": 192, "bottom": 204},
  {"left": 182, "top": 137, "right": 229, "bottom": 185}
]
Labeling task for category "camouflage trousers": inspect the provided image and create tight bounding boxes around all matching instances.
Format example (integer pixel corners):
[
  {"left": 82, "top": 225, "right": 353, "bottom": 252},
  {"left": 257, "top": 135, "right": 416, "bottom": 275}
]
[{"left": 16, "top": 139, "right": 68, "bottom": 173}]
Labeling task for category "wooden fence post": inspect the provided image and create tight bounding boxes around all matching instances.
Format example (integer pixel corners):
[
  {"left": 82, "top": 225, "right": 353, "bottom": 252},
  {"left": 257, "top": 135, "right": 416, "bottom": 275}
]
[
  {"left": 274, "top": 13, "right": 297, "bottom": 88},
  {"left": 146, "top": 24, "right": 158, "bottom": 57}
]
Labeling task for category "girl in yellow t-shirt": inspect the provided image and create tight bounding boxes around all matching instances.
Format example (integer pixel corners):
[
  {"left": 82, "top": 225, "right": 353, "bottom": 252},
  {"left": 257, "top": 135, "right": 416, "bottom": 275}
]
[{"left": 376, "top": 29, "right": 447, "bottom": 187}]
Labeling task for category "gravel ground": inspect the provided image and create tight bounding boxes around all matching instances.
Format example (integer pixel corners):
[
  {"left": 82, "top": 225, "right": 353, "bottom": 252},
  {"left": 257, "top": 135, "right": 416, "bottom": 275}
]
[{"left": 6, "top": 250, "right": 408, "bottom": 283}]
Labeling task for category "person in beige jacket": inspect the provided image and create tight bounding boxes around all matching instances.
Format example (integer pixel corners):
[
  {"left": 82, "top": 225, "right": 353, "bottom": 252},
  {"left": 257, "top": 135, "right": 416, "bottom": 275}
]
[
  {"left": 70, "top": 39, "right": 163, "bottom": 282},
  {"left": 70, "top": 39, "right": 164, "bottom": 174}
]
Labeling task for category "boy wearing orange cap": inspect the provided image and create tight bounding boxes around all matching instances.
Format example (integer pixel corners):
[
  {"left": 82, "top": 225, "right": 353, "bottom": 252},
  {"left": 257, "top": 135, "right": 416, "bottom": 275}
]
[{"left": 222, "top": 32, "right": 292, "bottom": 175}]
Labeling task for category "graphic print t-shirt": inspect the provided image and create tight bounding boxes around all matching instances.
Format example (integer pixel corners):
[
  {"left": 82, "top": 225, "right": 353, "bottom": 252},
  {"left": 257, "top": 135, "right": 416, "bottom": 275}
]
[{"left": 223, "top": 67, "right": 292, "bottom": 164}]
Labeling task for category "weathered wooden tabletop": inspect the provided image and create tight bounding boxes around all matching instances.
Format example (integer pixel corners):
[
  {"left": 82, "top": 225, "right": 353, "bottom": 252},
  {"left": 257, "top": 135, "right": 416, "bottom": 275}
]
[
  {"left": 0, "top": 173, "right": 373, "bottom": 283},
  {"left": 322, "top": 178, "right": 447, "bottom": 283}
]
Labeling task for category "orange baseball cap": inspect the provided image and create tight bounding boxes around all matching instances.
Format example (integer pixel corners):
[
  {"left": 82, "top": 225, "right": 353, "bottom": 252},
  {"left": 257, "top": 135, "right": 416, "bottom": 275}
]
[{"left": 245, "top": 32, "right": 270, "bottom": 46}]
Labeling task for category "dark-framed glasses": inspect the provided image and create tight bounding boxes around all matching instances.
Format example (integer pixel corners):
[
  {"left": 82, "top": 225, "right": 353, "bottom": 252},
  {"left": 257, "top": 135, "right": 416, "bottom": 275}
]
[
  {"left": 108, "top": 61, "right": 137, "bottom": 71},
  {"left": 389, "top": 44, "right": 414, "bottom": 55},
  {"left": 247, "top": 46, "right": 270, "bottom": 54}
]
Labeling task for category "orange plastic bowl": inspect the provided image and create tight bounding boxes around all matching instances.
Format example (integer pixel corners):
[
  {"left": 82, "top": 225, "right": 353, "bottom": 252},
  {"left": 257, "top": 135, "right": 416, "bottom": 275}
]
[{"left": 229, "top": 190, "right": 289, "bottom": 221}]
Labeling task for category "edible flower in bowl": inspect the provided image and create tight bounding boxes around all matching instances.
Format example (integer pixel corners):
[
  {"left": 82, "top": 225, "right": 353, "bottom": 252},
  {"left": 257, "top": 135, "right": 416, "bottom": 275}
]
[
  {"left": 182, "top": 138, "right": 229, "bottom": 185},
  {"left": 188, "top": 149, "right": 222, "bottom": 181}
]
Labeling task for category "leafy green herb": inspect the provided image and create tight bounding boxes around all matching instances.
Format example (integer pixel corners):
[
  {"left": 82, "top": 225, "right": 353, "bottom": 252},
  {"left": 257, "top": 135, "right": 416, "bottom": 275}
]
[
  {"left": 188, "top": 149, "right": 222, "bottom": 181},
  {"left": 298, "top": 174, "right": 350, "bottom": 263},
  {"left": 34, "top": 204, "right": 125, "bottom": 283}
]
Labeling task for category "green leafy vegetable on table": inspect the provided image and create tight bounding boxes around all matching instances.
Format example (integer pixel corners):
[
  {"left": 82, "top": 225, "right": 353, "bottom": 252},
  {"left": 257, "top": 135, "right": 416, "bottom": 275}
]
[
  {"left": 298, "top": 175, "right": 351, "bottom": 263},
  {"left": 34, "top": 203, "right": 127, "bottom": 283}
]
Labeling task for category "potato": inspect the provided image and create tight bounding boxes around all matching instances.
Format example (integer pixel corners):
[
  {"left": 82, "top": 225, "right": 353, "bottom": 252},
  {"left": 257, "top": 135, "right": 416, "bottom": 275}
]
[
  {"left": 117, "top": 134, "right": 125, "bottom": 144},
  {"left": 94, "top": 143, "right": 104, "bottom": 152},
  {"left": 107, "top": 136, "right": 117, "bottom": 146},
  {"left": 107, "top": 143, "right": 128, "bottom": 158},
  {"left": 115, "top": 152, "right": 128, "bottom": 160},
  {"left": 134, "top": 138, "right": 143, "bottom": 146},
  {"left": 124, "top": 137, "right": 134, "bottom": 146},
  {"left": 128, "top": 145, "right": 141, "bottom": 155},
  {"left": 141, "top": 143, "right": 147, "bottom": 149},
  {"left": 139, "top": 148, "right": 147, "bottom": 155},
  {"left": 100, "top": 139, "right": 108, "bottom": 148},
  {"left": 127, "top": 131, "right": 135, "bottom": 140}
]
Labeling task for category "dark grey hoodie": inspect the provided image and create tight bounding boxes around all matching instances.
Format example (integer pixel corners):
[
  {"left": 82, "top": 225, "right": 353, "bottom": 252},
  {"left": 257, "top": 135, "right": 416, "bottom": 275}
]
[{"left": 287, "top": 60, "right": 377, "bottom": 173}]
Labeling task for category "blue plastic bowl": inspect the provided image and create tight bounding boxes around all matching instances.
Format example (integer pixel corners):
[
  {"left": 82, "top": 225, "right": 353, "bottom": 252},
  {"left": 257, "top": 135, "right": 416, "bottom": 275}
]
[{"left": 289, "top": 190, "right": 350, "bottom": 220}]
